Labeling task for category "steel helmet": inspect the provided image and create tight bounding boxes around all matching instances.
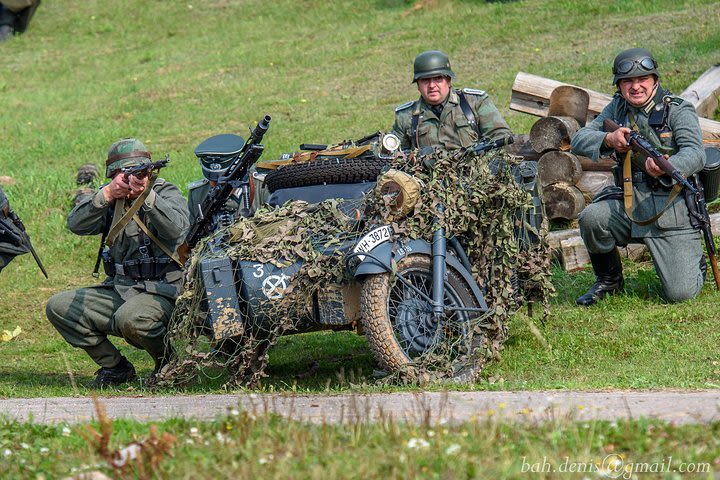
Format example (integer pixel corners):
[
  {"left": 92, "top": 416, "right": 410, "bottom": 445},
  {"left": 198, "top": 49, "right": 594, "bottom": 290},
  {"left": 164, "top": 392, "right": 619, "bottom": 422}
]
[
  {"left": 412, "top": 50, "right": 455, "bottom": 83},
  {"left": 612, "top": 48, "right": 660, "bottom": 85},
  {"left": 105, "top": 138, "right": 151, "bottom": 178}
]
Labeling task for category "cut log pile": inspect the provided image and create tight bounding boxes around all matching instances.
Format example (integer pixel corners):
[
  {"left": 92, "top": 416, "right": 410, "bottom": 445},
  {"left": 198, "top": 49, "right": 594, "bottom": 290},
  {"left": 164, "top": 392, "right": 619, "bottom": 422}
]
[{"left": 510, "top": 68, "right": 720, "bottom": 270}]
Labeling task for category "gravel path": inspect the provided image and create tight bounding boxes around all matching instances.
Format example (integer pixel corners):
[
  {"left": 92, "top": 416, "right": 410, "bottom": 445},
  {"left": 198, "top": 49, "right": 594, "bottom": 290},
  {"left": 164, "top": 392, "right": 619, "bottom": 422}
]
[{"left": 2, "top": 390, "right": 719, "bottom": 425}]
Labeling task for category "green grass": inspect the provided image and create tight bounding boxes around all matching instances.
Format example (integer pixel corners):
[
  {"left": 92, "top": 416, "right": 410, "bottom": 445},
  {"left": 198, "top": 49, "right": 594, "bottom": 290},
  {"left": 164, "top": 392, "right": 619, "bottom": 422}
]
[
  {"left": 2, "top": 0, "right": 720, "bottom": 397},
  {"left": 1, "top": 410, "right": 718, "bottom": 479}
]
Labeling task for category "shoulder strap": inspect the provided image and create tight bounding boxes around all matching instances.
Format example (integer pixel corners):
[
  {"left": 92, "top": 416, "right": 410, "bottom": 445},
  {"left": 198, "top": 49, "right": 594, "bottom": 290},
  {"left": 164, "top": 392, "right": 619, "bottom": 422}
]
[
  {"left": 105, "top": 175, "right": 157, "bottom": 246},
  {"left": 132, "top": 214, "right": 183, "bottom": 267},
  {"left": 411, "top": 112, "right": 420, "bottom": 150},
  {"left": 457, "top": 91, "right": 480, "bottom": 137}
]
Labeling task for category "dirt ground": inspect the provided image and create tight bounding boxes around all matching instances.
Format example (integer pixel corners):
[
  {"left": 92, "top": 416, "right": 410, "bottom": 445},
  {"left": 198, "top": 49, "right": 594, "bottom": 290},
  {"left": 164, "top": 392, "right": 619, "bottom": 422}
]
[{"left": 3, "top": 390, "right": 719, "bottom": 425}]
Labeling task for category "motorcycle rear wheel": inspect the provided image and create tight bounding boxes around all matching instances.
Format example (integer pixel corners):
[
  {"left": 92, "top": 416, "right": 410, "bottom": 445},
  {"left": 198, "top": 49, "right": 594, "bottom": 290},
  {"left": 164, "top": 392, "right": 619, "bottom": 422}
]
[{"left": 360, "top": 253, "right": 486, "bottom": 382}]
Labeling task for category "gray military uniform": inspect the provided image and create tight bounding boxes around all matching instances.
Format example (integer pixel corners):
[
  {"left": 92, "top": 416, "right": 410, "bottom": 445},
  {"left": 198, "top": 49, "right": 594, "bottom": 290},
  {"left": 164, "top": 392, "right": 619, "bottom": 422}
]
[
  {"left": 392, "top": 88, "right": 512, "bottom": 151},
  {"left": 46, "top": 179, "right": 190, "bottom": 368},
  {"left": 571, "top": 88, "right": 706, "bottom": 302},
  {"left": 187, "top": 178, "right": 244, "bottom": 226}
]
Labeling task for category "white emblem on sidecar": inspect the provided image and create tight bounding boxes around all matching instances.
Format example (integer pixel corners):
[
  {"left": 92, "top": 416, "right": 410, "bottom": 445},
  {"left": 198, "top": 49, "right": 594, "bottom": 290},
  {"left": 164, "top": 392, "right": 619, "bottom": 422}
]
[{"left": 262, "top": 274, "right": 289, "bottom": 299}]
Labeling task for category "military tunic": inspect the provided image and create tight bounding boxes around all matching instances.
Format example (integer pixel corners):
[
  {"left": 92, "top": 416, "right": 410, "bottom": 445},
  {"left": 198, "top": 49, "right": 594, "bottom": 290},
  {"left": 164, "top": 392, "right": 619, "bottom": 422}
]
[
  {"left": 571, "top": 88, "right": 706, "bottom": 302},
  {"left": 187, "top": 178, "right": 244, "bottom": 226},
  {"left": 392, "top": 88, "right": 512, "bottom": 151},
  {"left": 45, "top": 179, "right": 190, "bottom": 368}
]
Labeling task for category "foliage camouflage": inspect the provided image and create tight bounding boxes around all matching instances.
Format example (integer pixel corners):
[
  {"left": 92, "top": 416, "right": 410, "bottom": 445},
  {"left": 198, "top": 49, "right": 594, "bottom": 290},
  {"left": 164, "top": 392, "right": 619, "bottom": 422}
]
[{"left": 155, "top": 146, "right": 554, "bottom": 389}]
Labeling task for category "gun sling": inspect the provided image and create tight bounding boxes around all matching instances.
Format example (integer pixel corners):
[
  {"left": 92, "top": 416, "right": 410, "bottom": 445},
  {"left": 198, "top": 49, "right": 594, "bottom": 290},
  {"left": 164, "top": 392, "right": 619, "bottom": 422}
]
[{"left": 621, "top": 113, "right": 682, "bottom": 226}]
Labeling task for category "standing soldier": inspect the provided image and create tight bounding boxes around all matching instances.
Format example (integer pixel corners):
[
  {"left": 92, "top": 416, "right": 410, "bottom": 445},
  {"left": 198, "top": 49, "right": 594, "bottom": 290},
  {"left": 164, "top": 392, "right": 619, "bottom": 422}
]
[
  {"left": 46, "top": 139, "right": 190, "bottom": 387},
  {"left": 571, "top": 48, "right": 706, "bottom": 306},
  {"left": 392, "top": 50, "right": 512, "bottom": 151},
  {"left": 0, "top": 186, "right": 30, "bottom": 272}
]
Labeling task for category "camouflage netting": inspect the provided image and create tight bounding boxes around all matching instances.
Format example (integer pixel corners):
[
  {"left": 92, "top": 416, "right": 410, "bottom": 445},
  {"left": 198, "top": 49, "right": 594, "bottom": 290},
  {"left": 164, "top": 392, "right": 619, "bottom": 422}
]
[{"left": 154, "top": 146, "right": 554, "bottom": 389}]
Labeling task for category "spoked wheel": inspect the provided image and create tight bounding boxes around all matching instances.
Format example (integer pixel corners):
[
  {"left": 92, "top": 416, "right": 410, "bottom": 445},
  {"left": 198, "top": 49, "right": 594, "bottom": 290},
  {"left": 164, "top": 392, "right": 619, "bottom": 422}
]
[{"left": 360, "top": 254, "right": 487, "bottom": 381}]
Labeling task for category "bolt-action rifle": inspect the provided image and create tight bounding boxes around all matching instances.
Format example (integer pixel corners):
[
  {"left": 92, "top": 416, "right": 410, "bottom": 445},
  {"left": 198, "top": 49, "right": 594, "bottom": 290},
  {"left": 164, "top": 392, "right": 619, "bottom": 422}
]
[
  {"left": 0, "top": 205, "right": 48, "bottom": 278},
  {"left": 177, "top": 115, "right": 271, "bottom": 264},
  {"left": 603, "top": 118, "right": 720, "bottom": 289}
]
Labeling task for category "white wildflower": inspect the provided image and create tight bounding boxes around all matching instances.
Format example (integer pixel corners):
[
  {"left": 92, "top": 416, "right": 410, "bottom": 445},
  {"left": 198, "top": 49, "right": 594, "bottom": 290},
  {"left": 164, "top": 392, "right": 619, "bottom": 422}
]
[
  {"left": 445, "top": 444, "right": 461, "bottom": 455},
  {"left": 62, "top": 426, "right": 71, "bottom": 437},
  {"left": 407, "top": 438, "right": 430, "bottom": 449},
  {"left": 3, "top": 449, "right": 11, "bottom": 457},
  {"left": 40, "top": 447, "right": 49, "bottom": 454}
]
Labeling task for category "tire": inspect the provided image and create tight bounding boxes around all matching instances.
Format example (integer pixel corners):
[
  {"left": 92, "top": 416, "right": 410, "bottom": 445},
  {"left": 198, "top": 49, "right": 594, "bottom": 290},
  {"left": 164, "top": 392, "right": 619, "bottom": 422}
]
[
  {"left": 360, "top": 254, "right": 486, "bottom": 381},
  {"left": 265, "top": 156, "right": 389, "bottom": 193}
]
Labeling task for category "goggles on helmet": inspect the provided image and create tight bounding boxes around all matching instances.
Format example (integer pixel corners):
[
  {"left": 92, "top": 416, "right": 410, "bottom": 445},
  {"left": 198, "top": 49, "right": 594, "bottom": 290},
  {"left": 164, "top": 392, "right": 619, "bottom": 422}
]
[{"left": 613, "top": 56, "right": 657, "bottom": 76}]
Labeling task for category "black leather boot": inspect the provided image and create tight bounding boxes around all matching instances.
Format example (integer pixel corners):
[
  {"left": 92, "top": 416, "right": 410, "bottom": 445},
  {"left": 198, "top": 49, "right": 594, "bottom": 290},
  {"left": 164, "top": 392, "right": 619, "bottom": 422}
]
[
  {"left": 91, "top": 356, "right": 136, "bottom": 387},
  {"left": 576, "top": 249, "right": 624, "bottom": 306}
]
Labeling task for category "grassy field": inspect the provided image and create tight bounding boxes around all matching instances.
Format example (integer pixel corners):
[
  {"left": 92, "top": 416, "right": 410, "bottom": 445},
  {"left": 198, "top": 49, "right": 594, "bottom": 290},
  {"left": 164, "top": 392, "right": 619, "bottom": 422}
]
[
  {"left": 2, "top": 0, "right": 720, "bottom": 398},
  {"left": 2, "top": 409, "right": 719, "bottom": 479}
]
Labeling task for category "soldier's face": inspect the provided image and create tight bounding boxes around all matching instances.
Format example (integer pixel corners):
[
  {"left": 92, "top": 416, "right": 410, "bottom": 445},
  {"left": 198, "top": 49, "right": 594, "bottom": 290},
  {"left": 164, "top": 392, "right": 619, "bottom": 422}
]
[
  {"left": 617, "top": 75, "right": 657, "bottom": 107},
  {"left": 417, "top": 75, "right": 451, "bottom": 105}
]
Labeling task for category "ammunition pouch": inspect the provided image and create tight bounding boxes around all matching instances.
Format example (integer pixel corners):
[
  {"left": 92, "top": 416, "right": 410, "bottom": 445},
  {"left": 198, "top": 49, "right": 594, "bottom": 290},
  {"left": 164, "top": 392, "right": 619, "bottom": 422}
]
[
  {"left": 700, "top": 147, "right": 720, "bottom": 203},
  {"left": 103, "top": 255, "right": 178, "bottom": 281}
]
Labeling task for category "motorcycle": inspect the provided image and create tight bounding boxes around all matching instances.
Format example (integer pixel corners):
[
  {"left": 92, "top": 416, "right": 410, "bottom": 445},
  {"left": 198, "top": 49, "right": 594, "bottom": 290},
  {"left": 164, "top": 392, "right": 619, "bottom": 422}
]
[{"left": 181, "top": 128, "right": 533, "bottom": 384}]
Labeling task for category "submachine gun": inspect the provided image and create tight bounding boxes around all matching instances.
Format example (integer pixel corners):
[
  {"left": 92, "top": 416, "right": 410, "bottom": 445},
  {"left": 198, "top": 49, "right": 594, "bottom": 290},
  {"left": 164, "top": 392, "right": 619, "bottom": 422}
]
[
  {"left": 0, "top": 204, "right": 48, "bottom": 278},
  {"left": 603, "top": 118, "right": 720, "bottom": 289},
  {"left": 177, "top": 115, "right": 271, "bottom": 263}
]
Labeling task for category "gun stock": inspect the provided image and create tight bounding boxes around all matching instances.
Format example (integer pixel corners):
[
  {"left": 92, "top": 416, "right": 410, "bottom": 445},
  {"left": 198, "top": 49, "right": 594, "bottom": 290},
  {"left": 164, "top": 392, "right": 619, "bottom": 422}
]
[
  {"left": 122, "top": 156, "right": 170, "bottom": 182},
  {"left": 178, "top": 115, "right": 272, "bottom": 263}
]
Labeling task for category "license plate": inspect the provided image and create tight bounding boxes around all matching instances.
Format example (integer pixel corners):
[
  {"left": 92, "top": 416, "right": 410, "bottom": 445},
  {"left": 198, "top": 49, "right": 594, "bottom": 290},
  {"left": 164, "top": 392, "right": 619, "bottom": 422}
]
[{"left": 353, "top": 225, "right": 393, "bottom": 261}]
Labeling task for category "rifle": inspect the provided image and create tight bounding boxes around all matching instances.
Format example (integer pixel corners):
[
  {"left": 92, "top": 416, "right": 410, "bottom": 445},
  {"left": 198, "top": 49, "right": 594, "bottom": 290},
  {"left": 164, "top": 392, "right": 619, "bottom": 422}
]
[
  {"left": 603, "top": 118, "right": 697, "bottom": 194},
  {"left": 0, "top": 206, "right": 48, "bottom": 278},
  {"left": 121, "top": 155, "right": 170, "bottom": 182},
  {"left": 177, "top": 115, "right": 271, "bottom": 263},
  {"left": 603, "top": 118, "right": 720, "bottom": 289}
]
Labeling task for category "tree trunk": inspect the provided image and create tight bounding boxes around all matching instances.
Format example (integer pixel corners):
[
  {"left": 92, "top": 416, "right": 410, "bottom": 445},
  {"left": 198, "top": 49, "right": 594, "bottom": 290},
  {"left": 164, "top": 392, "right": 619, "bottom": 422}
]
[
  {"left": 575, "top": 171, "right": 615, "bottom": 201},
  {"left": 529, "top": 116, "right": 580, "bottom": 153},
  {"left": 505, "top": 134, "right": 540, "bottom": 161},
  {"left": 537, "top": 150, "right": 583, "bottom": 187},
  {"left": 542, "top": 182, "right": 586, "bottom": 220}
]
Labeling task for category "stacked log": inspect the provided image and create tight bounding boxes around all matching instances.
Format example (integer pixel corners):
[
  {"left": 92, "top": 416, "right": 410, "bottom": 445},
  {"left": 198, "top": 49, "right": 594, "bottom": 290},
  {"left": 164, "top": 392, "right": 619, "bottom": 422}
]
[{"left": 529, "top": 115, "right": 615, "bottom": 221}]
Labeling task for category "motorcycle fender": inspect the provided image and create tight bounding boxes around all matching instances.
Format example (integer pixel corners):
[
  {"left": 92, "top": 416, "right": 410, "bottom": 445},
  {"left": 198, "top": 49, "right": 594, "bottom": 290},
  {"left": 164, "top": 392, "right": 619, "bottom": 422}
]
[{"left": 353, "top": 240, "right": 488, "bottom": 311}]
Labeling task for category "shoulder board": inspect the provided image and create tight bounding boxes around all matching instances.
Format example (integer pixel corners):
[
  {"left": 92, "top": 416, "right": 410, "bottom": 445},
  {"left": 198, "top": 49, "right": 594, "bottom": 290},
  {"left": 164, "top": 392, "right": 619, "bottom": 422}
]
[
  {"left": 461, "top": 88, "right": 486, "bottom": 96},
  {"left": 188, "top": 178, "right": 209, "bottom": 190},
  {"left": 395, "top": 100, "right": 414, "bottom": 112}
]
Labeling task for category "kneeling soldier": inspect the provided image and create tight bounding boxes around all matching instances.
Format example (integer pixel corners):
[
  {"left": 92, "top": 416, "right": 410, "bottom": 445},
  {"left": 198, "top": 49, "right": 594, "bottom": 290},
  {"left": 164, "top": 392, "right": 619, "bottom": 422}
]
[{"left": 46, "top": 139, "right": 189, "bottom": 387}]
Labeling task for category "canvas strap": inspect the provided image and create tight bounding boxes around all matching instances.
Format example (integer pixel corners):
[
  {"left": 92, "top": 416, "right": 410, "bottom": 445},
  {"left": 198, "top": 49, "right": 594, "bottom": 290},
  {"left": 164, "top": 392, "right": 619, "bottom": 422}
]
[{"left": 105, "top": 175, "right": 157, "bottom": 246}]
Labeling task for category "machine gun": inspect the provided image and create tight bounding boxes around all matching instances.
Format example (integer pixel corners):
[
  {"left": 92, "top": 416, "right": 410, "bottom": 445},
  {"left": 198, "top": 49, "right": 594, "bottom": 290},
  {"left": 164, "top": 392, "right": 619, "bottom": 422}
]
[
  {"left": 177, "top": 115, "right": 271, "bottom": 263},
  {"left": 603, "top": 118, "right": 720, "bottom": 289},
  {"left": 0, "top": 206, "right": 48, "bottom": 278},
  {"left": 121, "top": 155, "right": 170, "bottom": 182}
]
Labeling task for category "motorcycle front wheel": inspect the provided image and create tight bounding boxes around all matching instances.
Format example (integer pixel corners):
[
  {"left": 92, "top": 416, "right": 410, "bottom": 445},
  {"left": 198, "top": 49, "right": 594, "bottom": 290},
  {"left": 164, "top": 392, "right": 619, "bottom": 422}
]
[{"left": 360, "top": 253, "right": 486, "bottom": 381}]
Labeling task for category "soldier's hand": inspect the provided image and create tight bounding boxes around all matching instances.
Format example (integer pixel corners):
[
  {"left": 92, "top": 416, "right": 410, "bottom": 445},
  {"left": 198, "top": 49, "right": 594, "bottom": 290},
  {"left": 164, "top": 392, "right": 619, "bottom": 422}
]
[
  {"left": 604, "top": 127, "right": 632, "bottom": 153},
  {"left": 103, "top": 174, "right": 132, "bottom": 202},
  {"left": 127, "top": 175, "right": 149, "bottom": 199},
  {"left": 645, "top": 155, "right": 667, "bottom": 178}
]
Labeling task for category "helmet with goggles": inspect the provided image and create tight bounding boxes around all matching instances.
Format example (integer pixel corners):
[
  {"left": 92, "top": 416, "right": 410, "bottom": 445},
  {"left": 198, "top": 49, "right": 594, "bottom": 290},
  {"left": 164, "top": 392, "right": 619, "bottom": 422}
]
[{"left": 612, "top": 48, "right": 659, "bottom": 85}]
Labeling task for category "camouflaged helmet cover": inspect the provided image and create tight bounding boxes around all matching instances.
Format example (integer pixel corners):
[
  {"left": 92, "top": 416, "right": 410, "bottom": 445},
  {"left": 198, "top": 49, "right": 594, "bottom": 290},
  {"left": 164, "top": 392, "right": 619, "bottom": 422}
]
[
  {"left": 105, "top": 138, "right": 151, "bottom": 178},
  {"left": 412, "top": 50, "right": 455, "bottom": 83},
  {"left": 612, "top": 48, "right": 660, "bottom": 85}
]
